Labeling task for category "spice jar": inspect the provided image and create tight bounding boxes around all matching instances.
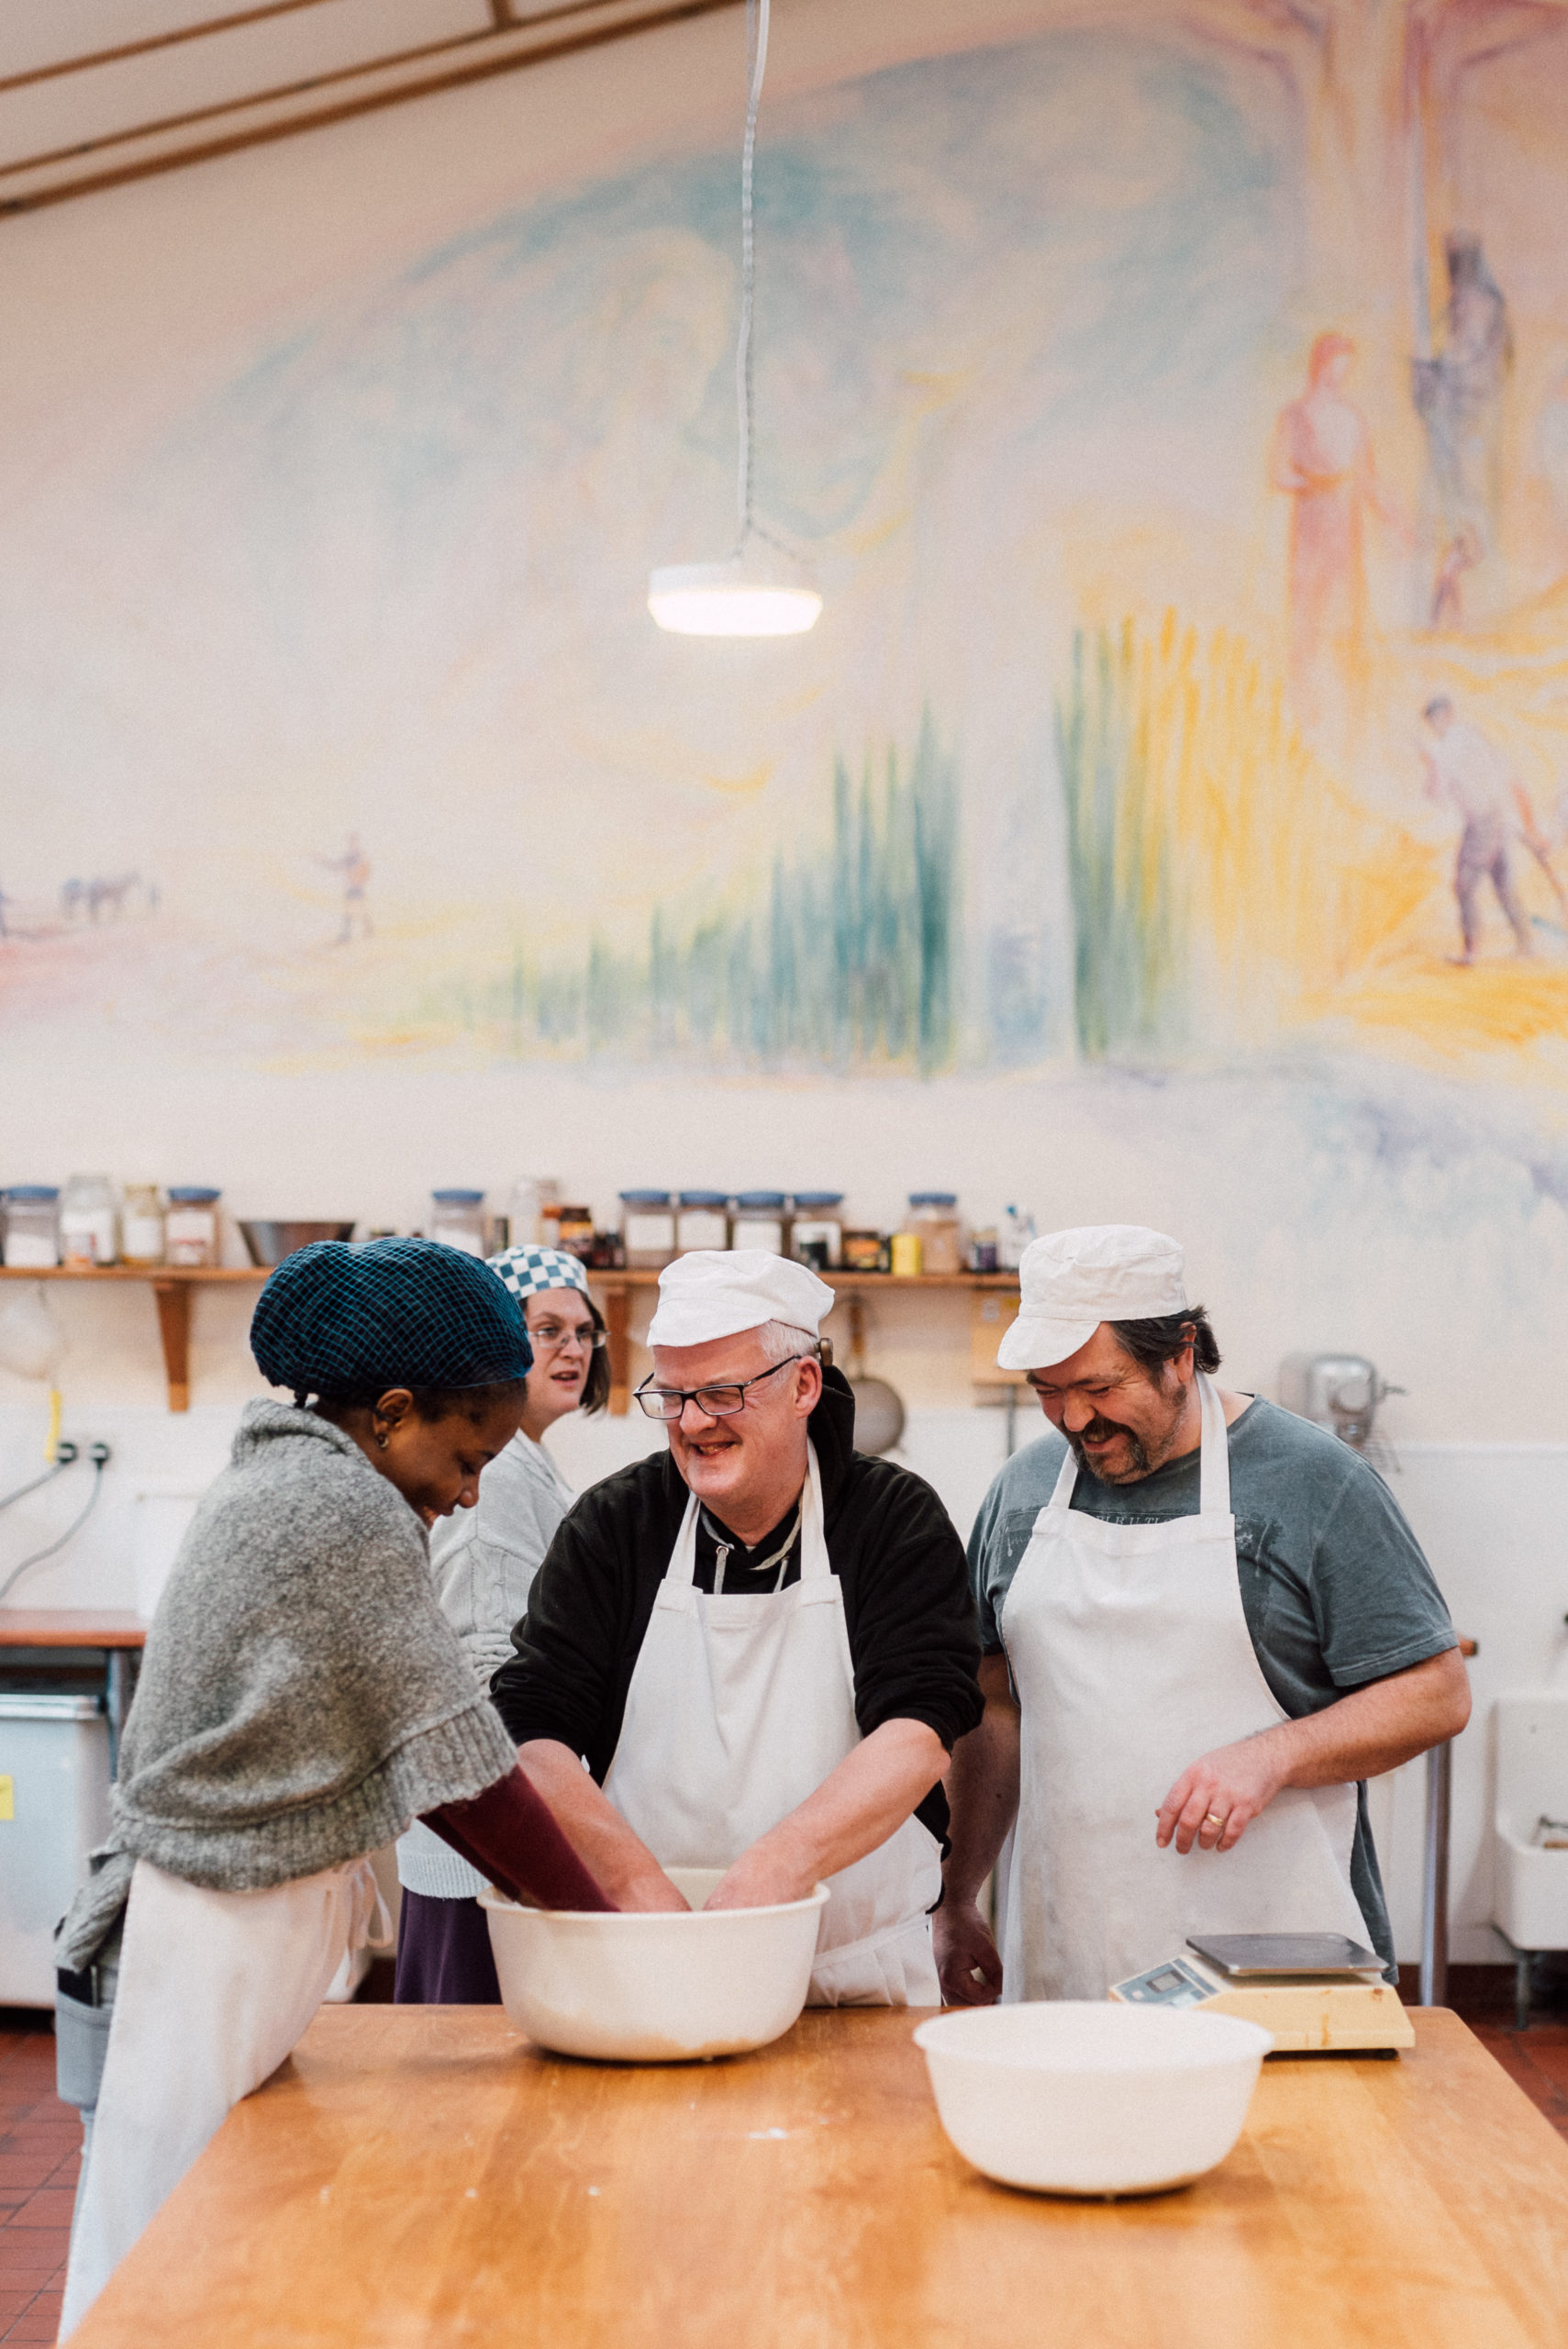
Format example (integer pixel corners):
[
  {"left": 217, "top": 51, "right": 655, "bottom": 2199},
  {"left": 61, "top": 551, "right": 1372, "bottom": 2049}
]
[
  {"left": 619, "top": 1190, "right": 676, "bottom": 1270},
  {"left": 429, "top": 1189, "right": 486, "bottom": 1256},
  {"left": 555, "top": 1206, "right": 595, "bottom": 1261},
  {"left": 61, "top": 1174, "right": 118, "bottom": 1266},
  {"left": 790, "top": 1193, "right": 844, "bottom": 1271},
  {"left": 908, "top": 1193, "right": 962, "bottom": 1277},
  {"left": 730, "top": 1192, "right": 788, "bottom": 1254},
  {"left": 3, "top": 1187, "right": 61, "bottom": 1270},
  {"left": 165, "top": 1186, "right": 221, "bottom": 1267},
  {"left": 676, "top": 1191, "right": 729, "bottom": 1252},
  {"left": 122, "top": 1184, "right": 165, "bottom": 1265},
  {"left": 841, "top": 1230, "right": 887, "bottom": 1274}
]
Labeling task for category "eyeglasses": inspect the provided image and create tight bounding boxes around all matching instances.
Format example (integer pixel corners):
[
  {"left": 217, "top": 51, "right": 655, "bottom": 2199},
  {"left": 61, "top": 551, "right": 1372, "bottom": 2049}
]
[
  {"left": 634, "top": 1356, "right": 809, "bottom": 1421},
  {"left": 530, "top": 1319, "right": 605, "bottom": 1353}
]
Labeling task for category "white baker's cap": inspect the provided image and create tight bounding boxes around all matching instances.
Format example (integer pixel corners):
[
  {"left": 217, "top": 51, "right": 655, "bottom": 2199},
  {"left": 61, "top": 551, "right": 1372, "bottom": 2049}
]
[
  {"left": 997, "top": 1224, "right": 1187, "bottom": 1371},
  {"left": 647, "top": 1249, "right": 836, "bottom": 1350}
]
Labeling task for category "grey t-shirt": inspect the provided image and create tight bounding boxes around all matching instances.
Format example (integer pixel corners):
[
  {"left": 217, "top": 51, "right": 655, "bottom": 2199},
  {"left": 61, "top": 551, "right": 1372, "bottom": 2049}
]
[{"left": 968, "top": 1397, "right": 1457, "bottom": 1976}]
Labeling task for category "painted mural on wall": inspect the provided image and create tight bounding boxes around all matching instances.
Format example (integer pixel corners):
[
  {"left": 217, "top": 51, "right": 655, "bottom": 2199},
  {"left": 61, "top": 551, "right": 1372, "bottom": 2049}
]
[{"left": 3, "top": 1, "right": 1567, "bottom": 1097}]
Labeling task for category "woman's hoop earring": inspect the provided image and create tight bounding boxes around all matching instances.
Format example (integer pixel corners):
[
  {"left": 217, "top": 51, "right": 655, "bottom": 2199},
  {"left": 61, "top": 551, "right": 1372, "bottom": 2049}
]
[{"left": 375, "top": 1431, "right": 389, "bottom": 1451}]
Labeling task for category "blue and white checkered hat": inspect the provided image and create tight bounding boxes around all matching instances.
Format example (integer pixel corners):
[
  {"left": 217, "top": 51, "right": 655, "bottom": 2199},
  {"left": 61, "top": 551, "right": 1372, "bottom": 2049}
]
[{"left": 488, "top": 1245, "right": 591, "bottom": 1303}]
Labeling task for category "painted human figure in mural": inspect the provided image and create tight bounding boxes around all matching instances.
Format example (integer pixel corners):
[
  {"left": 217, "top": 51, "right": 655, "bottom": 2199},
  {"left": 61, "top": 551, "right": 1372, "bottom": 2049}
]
[
  {"left": 322, "top": 833, "right": 373, "bottom": 945},
  {"left": 1412, "top": 237, "right": 1512, "bottom": 626},
  {"left": 1270, "top": 333, "right": 1398, "bottom": 740},
  {"left": 1419, "top": 697, "right": 1533, "bottom": 965}
]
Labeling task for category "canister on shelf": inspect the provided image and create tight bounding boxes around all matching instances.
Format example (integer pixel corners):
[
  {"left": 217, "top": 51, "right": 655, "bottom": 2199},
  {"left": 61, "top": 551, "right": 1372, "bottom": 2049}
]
[
  {"left": 676, "top": 1191, "right": 729, "bottom": 1252},
  {"left": 429, "top": 1190, "right": 486, "bottom": 1256},
  {"left": 730, "top": 1192, "right": 788, "bottom": 1254},
  {"left": 790, "top": 1192, "right": 844, "bottom": 1270},
  {"left": 968, "top": 1227, "right": 999, "bottom": 1275},
  {"left": 908, "top": 1194, "right": 962, "bottom": 1277},
  {"left": 2, "top": 1187, "right": 61, "bottom": 1271},
  {"left": 555, "top": 1206, "right": 595, "bottom": 1261},
  {"left": 620, "top": 1191, "right": 677, "bottom": 1270},
  {"left": 508, "top": 1176, "right": 562, "bottom": 1250},
  {"left": 165, "top": 1186, "right": 221, "bottom": 1268},
  {"left": 61, "top": 1174, "right": 118, "bottom": 1266},
  {"left": 889, "top": 1230, "right": 923, "bottom": 1278},
  {"left": 121, "top": 1185, "right": 165, "bottom": 1265},
  {"left": 841, "top": 1230, "right": 887, "bottom": 1274}
]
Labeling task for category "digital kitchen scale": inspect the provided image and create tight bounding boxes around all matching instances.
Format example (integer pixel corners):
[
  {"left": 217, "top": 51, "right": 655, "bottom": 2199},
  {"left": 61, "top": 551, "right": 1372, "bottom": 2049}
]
[{"left": 1109, "top": 1932, "right": 1415, "bottom": 2054}]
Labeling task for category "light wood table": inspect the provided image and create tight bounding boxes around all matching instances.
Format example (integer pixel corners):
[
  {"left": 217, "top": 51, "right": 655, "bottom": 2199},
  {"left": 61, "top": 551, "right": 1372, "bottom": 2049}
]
[{"left": 72, "top": 2007, "right": 1568, "bottom": 2349}]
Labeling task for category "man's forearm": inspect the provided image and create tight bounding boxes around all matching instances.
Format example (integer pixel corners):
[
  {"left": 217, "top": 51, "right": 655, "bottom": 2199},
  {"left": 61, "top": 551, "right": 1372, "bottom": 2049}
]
[
  {"left": 943, "top": 1662, "right": 1021, "bottom": 1904},
  {"left": 1263, "top": 1647, "right": 1471, "bottom": 1789},
  {"left": 720, "top": 1719, "right": 948, "bottom": 1902},
  {"left": 517, "top": 1740, "right": 686, "bottom": 1909}
]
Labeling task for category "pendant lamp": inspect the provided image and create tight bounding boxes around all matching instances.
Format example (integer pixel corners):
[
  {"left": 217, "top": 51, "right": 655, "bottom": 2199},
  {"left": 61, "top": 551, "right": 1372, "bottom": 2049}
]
[{"left": 648, "top": 0, "right": 821, "bottom": 638}]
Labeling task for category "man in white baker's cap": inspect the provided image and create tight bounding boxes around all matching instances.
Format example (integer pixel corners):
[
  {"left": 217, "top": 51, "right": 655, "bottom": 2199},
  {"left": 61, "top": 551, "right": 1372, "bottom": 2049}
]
[
  {"left": 935, "top": 1225, "right": 1469, "bottom": 2006},
  {"left": 492, "top": 1251, "right": 981, "bottom": 2004}
]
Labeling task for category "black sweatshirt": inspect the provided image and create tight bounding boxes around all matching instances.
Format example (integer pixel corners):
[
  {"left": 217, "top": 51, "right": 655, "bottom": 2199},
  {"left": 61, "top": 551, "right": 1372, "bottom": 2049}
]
[{"left": 490, "top": 1369, "right": 983, "bottom": 1846}]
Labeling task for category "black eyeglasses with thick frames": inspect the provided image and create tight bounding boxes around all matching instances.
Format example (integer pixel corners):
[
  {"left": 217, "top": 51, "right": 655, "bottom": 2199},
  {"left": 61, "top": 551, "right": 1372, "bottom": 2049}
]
[{"left": 634, "top": 1355, "right": 812, "bottom": 1422}]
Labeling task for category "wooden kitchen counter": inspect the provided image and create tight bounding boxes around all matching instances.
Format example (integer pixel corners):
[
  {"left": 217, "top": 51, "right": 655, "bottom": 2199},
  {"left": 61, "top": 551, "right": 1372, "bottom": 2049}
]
[{"left": 71, "top": 2007, "right": 1568, "bottom": 2349}]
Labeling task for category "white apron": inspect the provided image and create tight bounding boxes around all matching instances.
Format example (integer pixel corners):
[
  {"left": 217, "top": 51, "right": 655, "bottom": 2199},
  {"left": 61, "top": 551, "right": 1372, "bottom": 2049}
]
[
  {"left": 60, "top": 1854, "right": 387, "bottom": 2338},
  {"left": 1000, "top": 1375, "right": 1372, "bottom": 2001},
  {"left": 603, "top": 1445, "right": 941, "bottom": 2006}
]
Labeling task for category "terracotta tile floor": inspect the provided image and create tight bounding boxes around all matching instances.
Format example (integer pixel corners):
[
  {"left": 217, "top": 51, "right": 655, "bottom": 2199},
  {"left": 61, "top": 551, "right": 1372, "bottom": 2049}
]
[
  {"left": 0, "top": 2020, "right": 72, "bottom": 2346},
  {"left": 1, "top": 1976, "right": 1564, "bottom": 2345}
]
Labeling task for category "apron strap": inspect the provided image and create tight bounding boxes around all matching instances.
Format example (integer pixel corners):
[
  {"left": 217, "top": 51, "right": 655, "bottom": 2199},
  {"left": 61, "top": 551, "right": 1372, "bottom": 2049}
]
[
  {"left": 662, "top": 1446, "right": 826, "bottom": 1588},
  {"left": 1196, "top": 1371, "right": 1231, "bottom": 1518}
]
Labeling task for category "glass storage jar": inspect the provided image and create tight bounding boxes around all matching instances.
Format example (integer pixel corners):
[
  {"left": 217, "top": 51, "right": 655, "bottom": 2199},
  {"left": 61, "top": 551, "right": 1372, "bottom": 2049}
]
[
  {"left": 790, "top": 1192, "right": 844, "bottom": 1271},
  {"left": 675, "top": 1191, "right": 729, "bottom": 1252},
  {"left": 430, "top": 1189, "right": 486, "bottom": 1256},
  {"left": 3, "top": 1186, "right": 61, "bottom": 1270},
  {"left": 841, "top": 1229, "right": 887, "bottom": 1274},
  {"left": 729, "top": 1192, "right": 788, "bottom": 1254},
  {"left": 165, "top": 1186, "right": 221, "bottom": 1267},
  {"left": 908, "top": 1194, "right": 962, "bottom": 1277},
  {"left": 121, "top": 1184, "right": 165, "bottom": 1265},
  {"left": 61, "top": 1174, "right": 117, "bottom": 1266},
  {"left": 619, "top": 1191, "right": 676, "bottom": 1270}
]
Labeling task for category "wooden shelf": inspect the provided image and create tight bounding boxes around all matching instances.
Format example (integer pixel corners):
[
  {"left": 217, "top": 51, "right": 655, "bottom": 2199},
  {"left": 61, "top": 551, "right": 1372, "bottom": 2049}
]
[
  {"left": 0, "top": 1266, "right": 1021, "bottom": 1419},
  {"left": 0, "top": 1263, "right": 265, "bottom": 1411}
]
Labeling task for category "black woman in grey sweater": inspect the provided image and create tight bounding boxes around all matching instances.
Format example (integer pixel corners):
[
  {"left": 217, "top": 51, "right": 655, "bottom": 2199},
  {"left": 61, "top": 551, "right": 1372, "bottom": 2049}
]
[{"left": 58, "top": 1239, "right": 613, "bottom": 2339}]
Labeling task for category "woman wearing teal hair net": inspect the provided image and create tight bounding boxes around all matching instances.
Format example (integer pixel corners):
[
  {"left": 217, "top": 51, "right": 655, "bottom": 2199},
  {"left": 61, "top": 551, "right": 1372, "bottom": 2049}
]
[{"left": 57, "top": 1240, "right": 614, "bottom": 2339}]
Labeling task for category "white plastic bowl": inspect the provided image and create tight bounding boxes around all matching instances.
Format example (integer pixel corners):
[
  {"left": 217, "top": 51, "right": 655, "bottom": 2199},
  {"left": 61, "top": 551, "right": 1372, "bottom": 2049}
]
[
  {"left": 480, "top": 1866, "right": 830, "bottom": 2063},
  {"left": 914, "top": 2002, "right": 1273, "bottom": 2196}
]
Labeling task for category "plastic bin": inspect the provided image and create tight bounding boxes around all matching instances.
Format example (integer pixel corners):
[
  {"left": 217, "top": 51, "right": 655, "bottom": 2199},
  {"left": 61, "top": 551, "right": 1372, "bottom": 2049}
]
[{"left": 0, "top": 1694, "right": 112, "bottom": 2008}]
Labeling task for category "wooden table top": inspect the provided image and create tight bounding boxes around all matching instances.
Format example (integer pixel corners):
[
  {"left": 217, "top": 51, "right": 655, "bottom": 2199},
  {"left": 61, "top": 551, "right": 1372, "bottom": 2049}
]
[
  {"left": 72, "top": 2007, "right": 1568, "bottom": 2349},
  {"left": 0, "top": 1609, "right": 146, "bottom": 1647}
]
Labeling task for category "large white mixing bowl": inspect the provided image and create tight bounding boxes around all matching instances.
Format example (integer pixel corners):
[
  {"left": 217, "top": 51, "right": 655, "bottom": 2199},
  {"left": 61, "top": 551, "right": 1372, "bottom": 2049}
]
[
  {"left": 914, "top": 2002, "right": 1273, "bottom": 2196},
  {"left": 480, "top": 1867, "right": 830, "bottom": 2063}
]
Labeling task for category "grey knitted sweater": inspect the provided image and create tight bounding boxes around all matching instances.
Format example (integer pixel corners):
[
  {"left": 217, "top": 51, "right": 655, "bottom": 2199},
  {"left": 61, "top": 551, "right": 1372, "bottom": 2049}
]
[{"left": 58, "top": 1400, "right": 517, "bottom": 1968}]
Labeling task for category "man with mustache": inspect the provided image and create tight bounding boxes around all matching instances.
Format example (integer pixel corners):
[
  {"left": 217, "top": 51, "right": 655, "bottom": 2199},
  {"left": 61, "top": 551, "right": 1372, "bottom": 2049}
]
[{"left": 935, "top": 1226, "right": 1470, "bottom": 2006}]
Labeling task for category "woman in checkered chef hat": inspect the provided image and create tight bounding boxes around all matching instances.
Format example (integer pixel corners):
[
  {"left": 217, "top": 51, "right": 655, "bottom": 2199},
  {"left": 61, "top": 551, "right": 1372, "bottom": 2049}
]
[{"left": 393, "top": 1245, "right": 611, "bottom": 2003}]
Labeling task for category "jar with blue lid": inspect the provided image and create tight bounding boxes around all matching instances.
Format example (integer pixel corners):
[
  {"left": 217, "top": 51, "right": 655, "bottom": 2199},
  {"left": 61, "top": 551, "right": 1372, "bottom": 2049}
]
[
  {"left": 166, "top": 1186, "right": 222, "bottom": 1267},
  {"left": 730, "top": 1191, "right": 789, "bottom": 1255},
  {"left": 619, "top": 1190, "right": 676, "bottom": 1269},
  {"left": 429, "top": 1189, "right": 486, "bottom": 1257},
  {"left": 907, "top": 1192, "right": 962, "bottom": 1276},
  {"left": 3, "top": 1186, "right": 61, "bottom": 1270},
  {"left": 674, "top": 1191, "right": 729, "bottom": 1254},
  {"left": 790, "top": 1192, "right": 844, "bottom": 1270}
]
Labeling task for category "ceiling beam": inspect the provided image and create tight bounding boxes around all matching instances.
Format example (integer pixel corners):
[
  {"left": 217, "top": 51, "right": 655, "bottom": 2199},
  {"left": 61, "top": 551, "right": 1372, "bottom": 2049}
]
[{"left": 0, "top": 0, "right": 741, "bottom": 219}]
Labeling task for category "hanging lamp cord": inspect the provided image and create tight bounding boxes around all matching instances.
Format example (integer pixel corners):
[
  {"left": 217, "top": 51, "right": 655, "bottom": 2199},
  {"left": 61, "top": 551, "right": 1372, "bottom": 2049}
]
[{"left": 733, "top": 0, "right": 768, "bottom": 555}]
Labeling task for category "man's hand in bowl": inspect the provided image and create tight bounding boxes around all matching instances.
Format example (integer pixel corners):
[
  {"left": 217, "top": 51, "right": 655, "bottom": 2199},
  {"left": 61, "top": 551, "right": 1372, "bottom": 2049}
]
[
  {"left": 615, "top": 1866, "right": 693, "bottom": 1913},
  {"left": 706, "top": 1840, "right": 819, "bottom": 1912}
]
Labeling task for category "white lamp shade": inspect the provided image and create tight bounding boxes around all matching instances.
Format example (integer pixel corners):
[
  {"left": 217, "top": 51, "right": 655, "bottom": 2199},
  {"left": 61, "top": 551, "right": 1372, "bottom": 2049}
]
[{"left": 648, "top": 554, "right": 822, "bottom": 638}]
